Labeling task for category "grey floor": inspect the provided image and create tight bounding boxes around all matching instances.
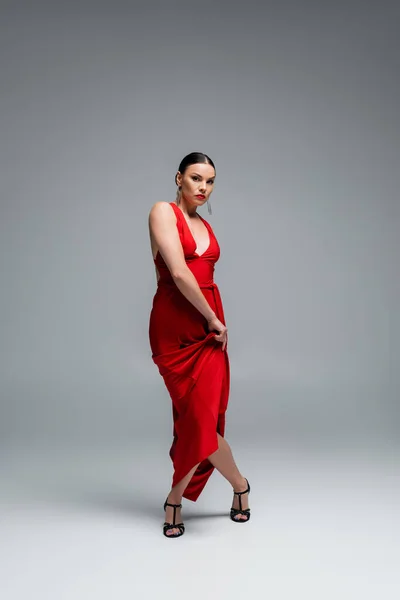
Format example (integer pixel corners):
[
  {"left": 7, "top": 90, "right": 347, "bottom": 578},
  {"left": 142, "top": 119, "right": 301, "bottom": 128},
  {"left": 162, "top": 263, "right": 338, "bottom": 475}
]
[{"left": 1, "top": 441, "right": 399, "bottom": 600}]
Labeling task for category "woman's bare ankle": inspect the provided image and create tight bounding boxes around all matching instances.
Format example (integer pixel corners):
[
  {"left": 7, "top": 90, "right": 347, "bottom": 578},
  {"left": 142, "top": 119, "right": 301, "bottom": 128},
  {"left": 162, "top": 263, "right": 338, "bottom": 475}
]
[
  {"left": 167, "top": 490, "right": 182, "bottom": 505},
  {"left": 233, "top": 476, "right": 247, "bottom": 492}
]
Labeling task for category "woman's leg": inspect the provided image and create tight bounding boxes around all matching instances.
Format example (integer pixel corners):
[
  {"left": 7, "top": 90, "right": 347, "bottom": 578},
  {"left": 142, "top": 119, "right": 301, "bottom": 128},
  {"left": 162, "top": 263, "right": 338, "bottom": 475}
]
[
  {"left": 207, "top": 433, "right": 249, "bottom": 520},
  {"left": 164, "top": 462, "right": 200, "bottom": 536}
]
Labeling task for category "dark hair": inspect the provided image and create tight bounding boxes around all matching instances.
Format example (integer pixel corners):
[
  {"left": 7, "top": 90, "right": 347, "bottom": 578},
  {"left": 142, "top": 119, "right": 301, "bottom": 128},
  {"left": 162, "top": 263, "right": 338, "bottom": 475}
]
[{"left": 175, "top": 152, "right": 216, "bottom": 186}]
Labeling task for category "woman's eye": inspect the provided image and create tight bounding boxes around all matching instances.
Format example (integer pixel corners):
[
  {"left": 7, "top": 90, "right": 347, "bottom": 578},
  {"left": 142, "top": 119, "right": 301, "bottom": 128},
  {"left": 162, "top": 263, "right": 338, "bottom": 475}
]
[{"left": 192, "top": 177, "right": 214, "bottom": 183}]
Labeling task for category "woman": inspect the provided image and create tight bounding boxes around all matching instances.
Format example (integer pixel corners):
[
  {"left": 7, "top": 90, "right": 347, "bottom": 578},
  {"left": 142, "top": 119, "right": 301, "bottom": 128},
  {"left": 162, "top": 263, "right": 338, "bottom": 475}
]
[{"left": 148, "top": 152, "right": 250, "bottom": 538}]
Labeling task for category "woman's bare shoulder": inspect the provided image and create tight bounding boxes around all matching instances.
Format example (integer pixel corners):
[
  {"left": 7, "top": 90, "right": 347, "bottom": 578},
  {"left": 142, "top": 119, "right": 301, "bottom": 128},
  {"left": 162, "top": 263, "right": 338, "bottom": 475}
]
[
  {"left": 148, "top": 201, "right": 174, "bottom": 217},
  {"left": 148, "top": 202, "right": 177, "bottom": 231}
]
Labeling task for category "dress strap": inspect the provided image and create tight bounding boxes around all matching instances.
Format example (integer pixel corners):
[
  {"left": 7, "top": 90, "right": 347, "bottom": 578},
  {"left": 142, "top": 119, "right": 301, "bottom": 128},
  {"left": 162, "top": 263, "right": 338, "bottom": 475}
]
[{"left": 170, "top": 202, "right": 214, "bottom": 243}]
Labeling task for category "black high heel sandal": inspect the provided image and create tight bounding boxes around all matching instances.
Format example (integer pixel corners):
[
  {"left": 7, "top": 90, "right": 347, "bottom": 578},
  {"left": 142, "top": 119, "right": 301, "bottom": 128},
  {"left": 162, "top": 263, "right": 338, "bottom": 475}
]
[
  {"left": 163, "top": 499, "right": 185, "bottom": 538},
  {"left": 230, "top": 478, "right": 251, "bottom": 523}
]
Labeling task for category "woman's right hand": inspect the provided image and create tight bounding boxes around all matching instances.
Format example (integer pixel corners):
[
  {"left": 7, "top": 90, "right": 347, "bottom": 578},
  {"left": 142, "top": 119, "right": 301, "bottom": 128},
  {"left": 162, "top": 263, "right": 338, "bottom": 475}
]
[{"left": 207, "top": 315, "right": 228, "bottom": 351}]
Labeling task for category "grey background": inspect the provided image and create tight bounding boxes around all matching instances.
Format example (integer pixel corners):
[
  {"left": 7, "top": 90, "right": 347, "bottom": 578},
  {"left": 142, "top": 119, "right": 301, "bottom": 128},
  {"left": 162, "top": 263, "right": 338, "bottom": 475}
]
[
  {"left": 1, "top": 0, "right": 398, "bottom": 450},
  {"left": 0, "top": 2, "right": 399, "bottom": 597}
]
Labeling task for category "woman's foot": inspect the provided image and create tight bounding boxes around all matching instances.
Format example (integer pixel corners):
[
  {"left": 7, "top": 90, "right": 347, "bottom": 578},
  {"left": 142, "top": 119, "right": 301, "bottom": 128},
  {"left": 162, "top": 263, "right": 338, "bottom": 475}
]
[
  {"left": 231, "top": 477, "right": 251, "bottom": 522},
  {"left": 163, "top": 493, "right": 184, "bottom": 537}
]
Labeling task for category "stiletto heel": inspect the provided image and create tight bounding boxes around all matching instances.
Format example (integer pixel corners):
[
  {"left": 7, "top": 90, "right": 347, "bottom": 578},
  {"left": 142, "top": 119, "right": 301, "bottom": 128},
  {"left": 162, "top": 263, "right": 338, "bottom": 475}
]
[
  {"left": 230, "top": 478, "right": 251, "bottom": 523},
  {"left": 163, "top": 499, "right": 185, "bottom": 538}
]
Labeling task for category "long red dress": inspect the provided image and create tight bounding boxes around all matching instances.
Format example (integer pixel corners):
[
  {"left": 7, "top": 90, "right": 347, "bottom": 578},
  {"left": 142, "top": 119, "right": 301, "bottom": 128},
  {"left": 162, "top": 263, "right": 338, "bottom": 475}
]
[{"left": 149, "top": 201, "right": 230, "bottom": 502}]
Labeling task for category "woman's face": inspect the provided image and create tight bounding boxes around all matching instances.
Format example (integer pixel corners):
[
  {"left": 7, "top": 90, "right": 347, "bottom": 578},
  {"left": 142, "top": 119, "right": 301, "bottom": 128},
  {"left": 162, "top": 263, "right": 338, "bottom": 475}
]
[{"left": 177, "top": 163, "right": 216, "bottom": 207}]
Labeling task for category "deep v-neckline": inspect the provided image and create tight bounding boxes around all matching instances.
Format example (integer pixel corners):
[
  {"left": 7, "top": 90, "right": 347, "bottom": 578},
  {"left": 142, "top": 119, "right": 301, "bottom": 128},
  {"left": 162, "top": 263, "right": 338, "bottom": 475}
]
[{"left": 173, "top": 203, "right": 211, "bottom": 257}]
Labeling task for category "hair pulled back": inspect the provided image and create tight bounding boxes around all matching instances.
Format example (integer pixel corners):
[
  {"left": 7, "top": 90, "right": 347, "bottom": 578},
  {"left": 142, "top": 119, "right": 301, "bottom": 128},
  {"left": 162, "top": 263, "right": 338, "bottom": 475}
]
[{"left": 175, "top": 152, "right": 216, "bottom": 186}]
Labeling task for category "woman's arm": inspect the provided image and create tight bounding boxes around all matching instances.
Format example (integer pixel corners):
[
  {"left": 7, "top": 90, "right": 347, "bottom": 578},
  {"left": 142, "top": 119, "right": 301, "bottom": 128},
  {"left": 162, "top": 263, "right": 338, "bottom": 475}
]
[{"left": 149, "top": 202, "right": 216, "bottom": 321}]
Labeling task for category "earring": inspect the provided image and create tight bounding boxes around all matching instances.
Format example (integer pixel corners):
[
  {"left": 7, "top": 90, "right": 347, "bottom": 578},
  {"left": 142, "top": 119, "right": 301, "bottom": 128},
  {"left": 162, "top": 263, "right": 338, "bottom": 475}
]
[
  {"left": 176, "top": 186, "right": 181, "bottom": 204},
  {"left": 207, "top": 199, "right": 212, "bottom": 215}
]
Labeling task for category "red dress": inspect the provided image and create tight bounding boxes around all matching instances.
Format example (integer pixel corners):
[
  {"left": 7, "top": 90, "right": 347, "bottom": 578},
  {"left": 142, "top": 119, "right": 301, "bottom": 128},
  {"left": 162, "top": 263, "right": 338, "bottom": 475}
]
[{"left": 149, "top": 202, "right": 230, "bottom": 502}]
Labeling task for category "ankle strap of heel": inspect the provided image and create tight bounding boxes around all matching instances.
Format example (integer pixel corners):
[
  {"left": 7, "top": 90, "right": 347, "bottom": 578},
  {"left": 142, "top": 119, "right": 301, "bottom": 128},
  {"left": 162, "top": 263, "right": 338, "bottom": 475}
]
[
  {"left": 233, "top": 479, "right": 250, "bottom": 496},
  {"left": 164, "top": 501, "right": 182, "bottom": 509}
]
